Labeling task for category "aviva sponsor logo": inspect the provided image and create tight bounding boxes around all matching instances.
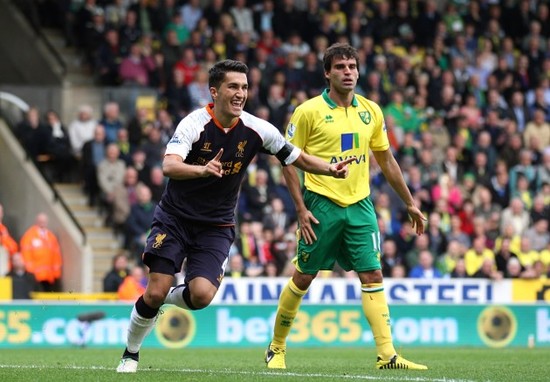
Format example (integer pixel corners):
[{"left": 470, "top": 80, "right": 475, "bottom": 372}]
[{"left": 330, "top": 154, "right": 366, "bottom": 164}]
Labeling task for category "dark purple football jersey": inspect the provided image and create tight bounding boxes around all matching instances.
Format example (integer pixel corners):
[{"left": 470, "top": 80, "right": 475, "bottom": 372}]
[{"left": 160, "top": 104, "right": 301, "bottom": 225}]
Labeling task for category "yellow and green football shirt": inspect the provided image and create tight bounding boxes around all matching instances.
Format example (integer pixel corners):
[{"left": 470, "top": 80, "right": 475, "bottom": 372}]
[{"left": 285, "top": 89, "right": 389, "bottom": 207}]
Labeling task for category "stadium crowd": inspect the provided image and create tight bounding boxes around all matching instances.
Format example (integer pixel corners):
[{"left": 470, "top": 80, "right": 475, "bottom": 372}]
[{"left": 5, "top": 0, "right": 550, "bottom": 295}]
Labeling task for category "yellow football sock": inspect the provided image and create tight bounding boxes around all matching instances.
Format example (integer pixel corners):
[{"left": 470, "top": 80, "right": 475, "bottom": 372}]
[
  {"left": 271, "top": 278, "right": 308, "bottom": 348},
  {"left": 361, "top": 283, "right": 396, "bottom": 360}
]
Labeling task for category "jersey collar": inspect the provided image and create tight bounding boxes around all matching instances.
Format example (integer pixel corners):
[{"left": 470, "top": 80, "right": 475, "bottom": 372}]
[{"left": 321, "top": 89, "right": 358, "bottom": 109}]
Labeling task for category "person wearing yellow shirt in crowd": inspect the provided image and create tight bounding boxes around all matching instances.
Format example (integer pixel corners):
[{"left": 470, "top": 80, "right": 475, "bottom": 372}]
[
  {"left": 19, "top": 213, "right": 62, "bottom": 292},
  {"left": 515, "top": 236, "right": 541, "bottom": 269},
  {"left": 464, "top": 235, "right": 496, "bottom": 276}
]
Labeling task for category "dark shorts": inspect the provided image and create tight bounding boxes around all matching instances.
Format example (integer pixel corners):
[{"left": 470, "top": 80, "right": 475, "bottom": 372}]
[{"left": 143, "top": 206, "right": 235, "bottom": 288}]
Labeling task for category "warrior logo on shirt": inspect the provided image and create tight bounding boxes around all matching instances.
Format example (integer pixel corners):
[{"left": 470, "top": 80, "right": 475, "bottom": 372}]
[
  {"left": 201, "top": 142, "right": 212, "bottom": 152},
  {"left": 236, "top": 140, "right": 247, "bottom": 157},
  {"left": 152, "top": 233, "right": 167, "bottom": 249}
]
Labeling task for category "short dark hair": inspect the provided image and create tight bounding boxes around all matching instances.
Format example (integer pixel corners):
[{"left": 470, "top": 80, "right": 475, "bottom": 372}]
[
  {"left": 323, "top": 43, "right": 360, "bottom": 73},
  {"left": 208, "top": 59, "right": 249, "bottom": 89}
]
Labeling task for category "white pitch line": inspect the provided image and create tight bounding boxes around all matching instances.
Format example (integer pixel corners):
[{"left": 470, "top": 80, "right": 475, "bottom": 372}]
[{"left": 0, "top": 364, "right": 483, "bottom": 382}]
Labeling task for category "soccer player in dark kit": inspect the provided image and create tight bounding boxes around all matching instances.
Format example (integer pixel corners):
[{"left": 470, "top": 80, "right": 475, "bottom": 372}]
[{"left": 116, "top": 59, "right": 356, "bottom": 372}]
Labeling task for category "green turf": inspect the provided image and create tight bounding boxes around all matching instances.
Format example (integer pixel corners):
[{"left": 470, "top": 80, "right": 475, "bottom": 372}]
[{"left": 0, "top": 347, "right": 546, "bottom": 381}]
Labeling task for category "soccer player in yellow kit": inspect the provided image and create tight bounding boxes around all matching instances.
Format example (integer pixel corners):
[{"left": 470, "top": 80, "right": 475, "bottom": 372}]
[{"left": 266, "top": 43, "right": 428, "bottom": 370}]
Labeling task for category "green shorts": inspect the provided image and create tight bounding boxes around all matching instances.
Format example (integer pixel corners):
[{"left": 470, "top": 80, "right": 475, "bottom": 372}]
[{"left": 294, "top": 190, "right": 381, "bottom": 274}]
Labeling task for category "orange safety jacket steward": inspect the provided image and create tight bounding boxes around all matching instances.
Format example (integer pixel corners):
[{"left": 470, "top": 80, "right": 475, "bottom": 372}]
[{"left": 20, "top": 226, "right": 62, "bottom": 284}]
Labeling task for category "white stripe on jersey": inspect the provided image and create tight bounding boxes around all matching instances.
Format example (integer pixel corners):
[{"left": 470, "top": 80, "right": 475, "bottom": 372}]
[
  {"left": 165, "top": 108, "right": 212, "bottom": 159},
  {"left": 164, "top": 108, "right": 301, "bottom": 165}
]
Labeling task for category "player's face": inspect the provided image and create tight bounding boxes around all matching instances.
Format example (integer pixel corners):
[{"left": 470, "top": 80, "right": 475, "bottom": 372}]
[
  {"left": 325, "top": 57, "right": 359, "bottom": 93},
  {"left": 211, "top": 71, "right": 248, "bottom": 121}
]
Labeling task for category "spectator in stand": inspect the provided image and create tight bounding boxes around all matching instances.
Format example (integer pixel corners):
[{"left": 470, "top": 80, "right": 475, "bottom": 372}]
[
  {"left": 446, "top": 214, "right": 472, "bottom": 250},
  {"left": 236, "top": 220, "right": 259, "bottom": 262},
  {"left": 97, "top": 143, "right": 127, "bottom": 225},
  {"left": 164, "top": 10, "right": 189, "bottom": 46},
  {"left": 380, "top": 239, "right": 403, "bottom": 278},
  {"left": 125, "top": 184, "right": 156, "bottom": 263},
  {"left": 154, "top": 109, "right": 176, "bottom": 146},
  {"left": 438, "top": 240, "right": 466, "bottom": 276},
  {"left": 262, "top": 197, "right": 290, "bottom": 233},
  {"left": 119, "top": 42, "right": 157, "bottom": 87},
  {"left": 426, "top": 212, "right": 448, "bottom": 257},
  {"left": 125, "top": 106, "right": 152, "bottom": 149},
  {"left": 100, "top": 101, "right": 124, "bottom": 144},
  {"left": 83, "top": 7, "right": 108, "bottom": 71},
  {"left": 495, "top": 237, "right": 519, "bottom": 277},
  {"left": 473, "top": 185, "right": 502, "bottom": 221},
  {"left": 5, "top": 252, "right": 39, "bottom": 299},
  {"left": 118, "top": 9, "right": 142, "bottom": 53},
  {"left": 163, "top": 68, "right": 192, "bottom": 120},
  {"left": 81, "top": 124, "right": 107, "bottom": 207},
  {"left": 44, "top": 110, "right": 74, "bottom": 183},
  {"left": 431, "top": 173, "right": 463, "bottom": 215},
  {"left": 472, "top": 257, "right": 503, "bottom": 280},
  {"left": 173, "top": 47, "right": 200, "bottom": 86},
  {"left": 187, "top": 68, "right": 211, "bottom": 110},
  {"left": 265, "top": 83, "right": 291, "bottom": 132},
  {"left": 0, "top": 203, "right": 19, "bottom": 276},
  {"left": 145, "top": 166, "right": 166, "bottom": 204},
  {"left": 230, "top": 0, "right": 255, "bottom": 38},
  {"left": 450, "top": 257, "right": 468, "bottom": 278},
  {"left": 68, "top": 104, "right": 97, "bottom": 160},
  {"left": 405, "top": 233, "right": 430, "bottom": 271},
  {"left": 104, "top": 0, "right": 127, "bottom": 29},
  {"left": 253, "top": 0, "right": 275, "bottom": 35},
  {"left": 118, "top": 265, "right": 147, "bottom": 301},
  {"left": 516, "top": 235, "right": 542, "bottom": 270},
  {"left": 103, "top": 253, "right": 130, "bottom": 293},
  {"left": 488, "top": 160, "right": 511, "bottom": 208},
  {"left": 114, "top": 127, "right": 132, "bottom": 165},
  {"left": 180, "top": 0, "right": 202, "bottom": 32},
  {"left": 409, "top": 250, "right": 443, "bottom": 279},
  {"left": 500, "top": 197, "right": 531, "bottom": 237},
  {"left": 505, "top": 257, "right": 525, "bottom": 279},
  {"left": 226, "top": 253, "right": 246, "bottom": 278},
  {"left": 112, "top": 166, "right": 142, "bottom": 236},
  {"left": 464, "top": 235, "right": 495, "bottom": 277},
  {"left": 241, "top": 168, "right": 273, "bottom": 223},
  {"left": 140, "top": 127, "right": 165, "bottom": 169},
  {"left": 19, "top": 213, "right": 62, "bottom": 292},
  {"left": 16, "top": 106, "right": 50, "bottom": 164},
  {"left": 160, "top": 28, "right": 183, "bottom": 82},
  {"left": 524, "top": 108, "right": 550, "bottom": 150},
  {"left": 128, "top": 0, "right": 162, "bottom": 38}
]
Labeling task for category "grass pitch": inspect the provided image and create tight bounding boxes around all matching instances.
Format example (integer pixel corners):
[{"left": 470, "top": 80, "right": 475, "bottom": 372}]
[{"left": 0, "top": 347, "right": 546, "bottom": 381}]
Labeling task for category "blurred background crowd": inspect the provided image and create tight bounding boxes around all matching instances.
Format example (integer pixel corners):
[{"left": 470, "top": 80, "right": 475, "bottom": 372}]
[{"left": 4, "top": 0, "right": 550, "bottom": 296}]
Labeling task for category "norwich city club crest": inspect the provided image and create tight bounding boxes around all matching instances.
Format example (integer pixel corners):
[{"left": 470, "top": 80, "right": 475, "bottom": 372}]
[{"left": 358, "top": 111, "right": 371, "bottom": 125}]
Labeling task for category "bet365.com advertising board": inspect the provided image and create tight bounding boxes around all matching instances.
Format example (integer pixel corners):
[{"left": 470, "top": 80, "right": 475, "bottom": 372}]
[
  {"left": 0, "top": 303, "right": 548, "bottom": 349},
  {"left": 1, "top": 277, "right": 548, "bottom": 349}
]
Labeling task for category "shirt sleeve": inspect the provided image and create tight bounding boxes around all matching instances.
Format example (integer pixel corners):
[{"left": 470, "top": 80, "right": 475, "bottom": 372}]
[{"left": 369, "top": 102, "right": 390, "bottom": 152}]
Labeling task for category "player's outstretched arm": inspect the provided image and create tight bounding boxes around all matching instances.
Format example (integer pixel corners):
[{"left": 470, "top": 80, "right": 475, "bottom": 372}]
[{"left": 293, "top": 152, "right": 355, "bottom": 179}]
